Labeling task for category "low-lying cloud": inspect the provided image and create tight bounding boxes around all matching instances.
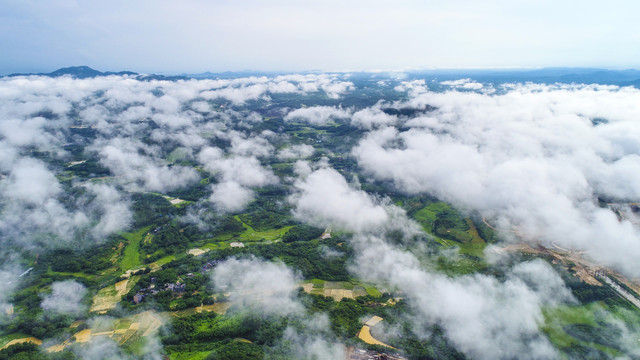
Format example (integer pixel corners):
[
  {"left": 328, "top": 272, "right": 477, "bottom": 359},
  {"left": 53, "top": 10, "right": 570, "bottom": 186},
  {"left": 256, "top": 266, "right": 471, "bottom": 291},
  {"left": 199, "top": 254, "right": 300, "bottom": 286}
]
[
  {"left": 351, "top": 235, "right": 573, "bottom": 360},
  {"left": 211, "top": 257, "right": 304, "bottom": 317},
  {"left": 354, "top": 83, "right": 640, "bottom": 276},
  {"left": 284, "top": 106, "right": 351, "bottom": 125},
  {"left": 41, "top": 280, "right": 88, "bottom": 316}
]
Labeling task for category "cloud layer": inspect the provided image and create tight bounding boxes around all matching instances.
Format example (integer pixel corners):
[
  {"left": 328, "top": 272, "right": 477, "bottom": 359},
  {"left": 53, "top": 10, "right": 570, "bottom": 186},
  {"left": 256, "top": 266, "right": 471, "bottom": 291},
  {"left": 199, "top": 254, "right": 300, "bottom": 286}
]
[{"left": 354, "top": 83, "right": 640, "bottom": 276}]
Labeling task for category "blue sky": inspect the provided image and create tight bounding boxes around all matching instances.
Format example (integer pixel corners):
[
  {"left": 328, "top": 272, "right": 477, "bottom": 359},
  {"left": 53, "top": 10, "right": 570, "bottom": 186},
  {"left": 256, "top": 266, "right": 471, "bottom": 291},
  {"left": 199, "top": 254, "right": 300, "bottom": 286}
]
[{"left": 1, "top": 0, "right": 639, "bottom": 74}]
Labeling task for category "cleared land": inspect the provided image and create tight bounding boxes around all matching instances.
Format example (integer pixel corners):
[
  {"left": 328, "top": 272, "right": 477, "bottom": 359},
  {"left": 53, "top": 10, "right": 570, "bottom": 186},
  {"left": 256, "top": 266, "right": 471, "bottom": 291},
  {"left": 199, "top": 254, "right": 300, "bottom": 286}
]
[
  {"left": 187, "top": 248, "right": 208, "bottom": 256},
  {"left": 90, "top": 277, "right": 137, "bottom": 313},
  {"left": 0, "top": 337, "right": 42, "bottom": 350},
  {"left": 301, "top": 280, "right": 371, "bottom": 300},
  {"left": 357, "top": 316, "right": 395, "bottom": 349},
  {"left": 48, "top": 311, "right": 164, "bottom": 353}
]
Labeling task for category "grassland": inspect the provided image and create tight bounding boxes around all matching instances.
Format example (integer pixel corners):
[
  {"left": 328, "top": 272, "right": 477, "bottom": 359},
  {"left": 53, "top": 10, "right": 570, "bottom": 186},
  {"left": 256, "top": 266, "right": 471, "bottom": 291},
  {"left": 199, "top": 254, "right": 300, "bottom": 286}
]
[
  {"left": 120, "top": 227, "right": 151, "bottom": 271},
  {"left": 207, "top": 216, "right": 293, "bottom": 244},
  {"left": 413, "top": 202, "right": 488, "bottom": 274},
  {"left": 90, "top": 277, "right": 139, "bottom": 313}
]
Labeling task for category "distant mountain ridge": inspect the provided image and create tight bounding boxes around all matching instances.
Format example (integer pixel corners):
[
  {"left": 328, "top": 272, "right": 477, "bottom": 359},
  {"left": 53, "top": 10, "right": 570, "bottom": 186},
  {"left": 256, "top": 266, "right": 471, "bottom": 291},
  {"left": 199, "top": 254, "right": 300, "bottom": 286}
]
[
  {"left": 6, "top": 66, "right": 187, "bottom": 81},
  {"left": 4, "top": 66, "right": 640, "bottom": 87}
]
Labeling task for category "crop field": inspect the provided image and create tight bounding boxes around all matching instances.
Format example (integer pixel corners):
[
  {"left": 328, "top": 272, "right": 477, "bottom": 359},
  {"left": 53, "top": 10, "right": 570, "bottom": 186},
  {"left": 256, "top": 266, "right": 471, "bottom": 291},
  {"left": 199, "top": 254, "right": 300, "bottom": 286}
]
[
  {"left": 43, "top": 311, "right": 165, "bottom": 354},
  {"left": 301, "top": 280, "right": 375, "bottom": 300},
  {"left": 357, "top": 317, "right": 394, "bottom": 349},
  {"left": 90, "top": 277, "right": 138, "bottom": 313}
]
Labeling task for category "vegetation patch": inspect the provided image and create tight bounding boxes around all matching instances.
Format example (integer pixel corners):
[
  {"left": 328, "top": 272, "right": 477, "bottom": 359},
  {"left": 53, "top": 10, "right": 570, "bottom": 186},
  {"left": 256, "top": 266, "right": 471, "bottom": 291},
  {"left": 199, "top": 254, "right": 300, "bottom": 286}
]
[{"left": 120, "top": 227, "right": 151, "bottom": 271}]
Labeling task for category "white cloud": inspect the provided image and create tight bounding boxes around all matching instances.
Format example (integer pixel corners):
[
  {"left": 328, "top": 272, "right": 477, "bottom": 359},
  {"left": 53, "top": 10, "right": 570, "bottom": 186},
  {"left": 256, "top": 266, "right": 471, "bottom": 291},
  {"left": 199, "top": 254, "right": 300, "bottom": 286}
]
[
  {"left": 351, "top": 235, "right": 573, "bottom": 360},
  {"left": 441, "top": 78, "right": 484, "bottom": 90},
  {"left": 350, "top": 105, "right": 397, "bottom": 130},
  {"left": 289, "top": 167, "right": 389, "bottom": 233},
  {"left": 198, "top": 148, "right": 277, "bottom": 188},
  {"left": 0, "top": 157, "right": 92, "bottom": 247},
  {"left": 354, "top": 83, "right": 640, "bottom": 276},
  {"left": 41, "top": 280, "right": 88, "bottom": 315},
  {"left": 275, "top": 314, "right": 346, "bottom": 360},
  {"left": 277, "top": 144, "right": 315, "bottom": 160},
  {"left": 212, "top": 257, "right": 304, "bottom": 316},
  {"left": 1, "top": 157, "right": 61, "bottom": 205},
  {"left": 229, "top": 133, "right": 274, "bottom": 158},
  {"left": 85, "top": 183, "right": 131, "bottom": 238},
  {"left": 209, "top": 181, "right": 255, "bottom": 213},
  {"left": 97, "top": 137, "right": 200, "bottom": 192},
  {"left": 284, "top": 106, "right": 351, "bottom": 125}
]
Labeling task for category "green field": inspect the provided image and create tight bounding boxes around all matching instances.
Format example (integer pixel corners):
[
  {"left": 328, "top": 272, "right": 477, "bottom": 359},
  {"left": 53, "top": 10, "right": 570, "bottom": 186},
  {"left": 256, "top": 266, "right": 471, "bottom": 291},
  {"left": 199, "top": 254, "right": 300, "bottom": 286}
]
[
  {"left": 413, "top": 202, "right": 451, "bottom": 228},
  {"left": 413, "top": 202, "right": 488, "bottom": 272},
  {"left": 120, "top": 227, "right": 151, "bottom": 271},
  {"left": 210, "top": 216, "right": 293, "bottom": 243},
  {"left": 542, "top": 303, "right": 628, "bottom": 357},
  {"left": 154, "top": 254, "right": 177, "bottom": 266},
  {"left": 365, "top": 285, "right": 382, "bottom": 297}
]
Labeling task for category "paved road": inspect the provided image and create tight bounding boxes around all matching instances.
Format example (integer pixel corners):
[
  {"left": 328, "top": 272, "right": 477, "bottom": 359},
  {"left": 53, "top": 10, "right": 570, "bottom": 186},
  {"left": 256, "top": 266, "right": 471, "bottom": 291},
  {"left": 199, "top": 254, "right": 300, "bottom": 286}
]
[{"left": 600, "top": 275, "right": 640, "bottom": 309}]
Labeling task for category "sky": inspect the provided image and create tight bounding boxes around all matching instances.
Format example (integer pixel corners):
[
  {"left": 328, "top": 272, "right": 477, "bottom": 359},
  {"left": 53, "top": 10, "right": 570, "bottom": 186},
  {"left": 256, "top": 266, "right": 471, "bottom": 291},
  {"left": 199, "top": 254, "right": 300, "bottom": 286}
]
[{"left": 1, "top": 0, "right": 639, "bottom": 74}]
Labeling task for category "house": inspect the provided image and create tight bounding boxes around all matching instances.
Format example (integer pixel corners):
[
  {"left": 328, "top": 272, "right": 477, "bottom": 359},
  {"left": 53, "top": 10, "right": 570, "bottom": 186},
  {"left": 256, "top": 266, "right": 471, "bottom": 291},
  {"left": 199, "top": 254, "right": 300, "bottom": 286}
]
[
  {"left": 230, "top": 242, "right": 245, "bottom": 248},
  {"left": 133, "top": 294, "right": 144, "bottom": 304}
]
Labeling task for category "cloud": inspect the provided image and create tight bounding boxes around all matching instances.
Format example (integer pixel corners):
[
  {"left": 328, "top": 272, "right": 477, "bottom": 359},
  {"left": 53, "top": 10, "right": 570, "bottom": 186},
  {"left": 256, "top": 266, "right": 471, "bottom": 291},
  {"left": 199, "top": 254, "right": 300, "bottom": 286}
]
[
  {"left": 73, "top": 336, "right": 129, "bottom": 360},
  {"left": 353, "top": 83, "right": 640, "bottom": 276},
  {"left": 212, "top": 257, "right": 347, "bottom": 358},
  {"left": 0, "top": 157, "right": 92, "bottom": 247},
  {"left": 85, "top": 183, "right": 132, "bottom": 238},
  {"left": 351, "top": 235, "right": 573, "bottom": 360},
  {"left": 211, "top": 257, "right": 304, "bottom": 317},
  {"left": 209, "top": 181, "right": 255, "bottom": 213},
  {"left": 201, "top": 83, "right": 269, "bottom": 105},
  {"left": 72, "top": 313, "right": 166, "bottom": 360},
  {"left": 229, "top": 133, "right": 274, "bottom": 158},
  {"left": 96, "top": 137, "right": 200, "bottom": 192},
  {"left": 287, "top": 160, "right": 578, "bottom": 359},
  {"left": 440, "top": 78, "right": 484, "bottom": 90},
  {"left": 277, "top": 144, "right": 315, "bottom": 160},
  {"left": 0, "top": 117, "right": 62, "bottom": 149},
  {"left": 41, "top": 280, "right": 88, "bottom": 316},
  {"left": 350, "top": 105, "right": 397, "bottom": 130},
  {"left": 0, "top": 260, "right": 21, "bottom": 317},
  {"left": 274, "top": 314, "right": 346, "bottom": 360},
  {"left": 3, "top": 73, "right": 640, "bottom": 358},
  {"left": 284, "top": 106, "right": 351, "bottom": 125},
  {"left": 199, "top": 146, "right": 279, "bottom": 212},
  {"left": 0, "top": 157, "right": 61, "bottom": 204},
  {"left": 198, "top": 147, "right": 278, "bottom": 188},
  {"left": 198, "top": 145, "right": 278, "bottom": 212},
  {"left": 289, "top": 167, "right": 389, "bottom": 233}
]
